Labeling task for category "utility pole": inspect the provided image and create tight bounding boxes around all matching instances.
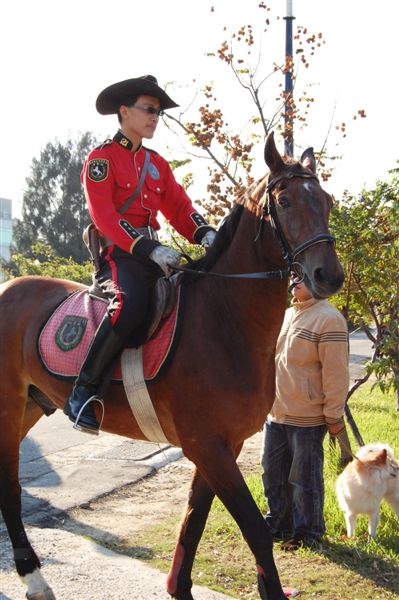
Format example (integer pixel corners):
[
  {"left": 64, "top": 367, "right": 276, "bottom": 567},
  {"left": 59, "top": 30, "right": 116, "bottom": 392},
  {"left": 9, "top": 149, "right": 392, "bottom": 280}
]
[{"left": 284, "top": 0, "right": 295, "bottom": 156}]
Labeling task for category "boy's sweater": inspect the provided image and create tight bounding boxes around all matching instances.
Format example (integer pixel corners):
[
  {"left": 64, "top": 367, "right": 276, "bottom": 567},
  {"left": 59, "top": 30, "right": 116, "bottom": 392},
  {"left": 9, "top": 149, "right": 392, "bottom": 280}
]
[{"left": 269, "top": 298, "right": 349, "bottom": 427}]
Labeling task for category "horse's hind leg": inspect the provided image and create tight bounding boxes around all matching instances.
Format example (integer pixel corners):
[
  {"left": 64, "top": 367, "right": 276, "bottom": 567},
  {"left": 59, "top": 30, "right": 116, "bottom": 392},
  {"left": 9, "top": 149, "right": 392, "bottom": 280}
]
[
  {"left": 184, "top": 440, "right": 288, "bottom": 600},
  {"left": 166, "top": 467, "right": 215, "bottom": 599},
  {"left": 0, "top": 392, "right": 55, "bottom": 600}
]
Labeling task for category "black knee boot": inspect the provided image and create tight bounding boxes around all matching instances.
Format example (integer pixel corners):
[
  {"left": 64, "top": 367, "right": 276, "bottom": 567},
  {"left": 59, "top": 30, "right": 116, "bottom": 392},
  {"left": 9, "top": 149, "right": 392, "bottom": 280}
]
[{"left": 64, "top": 316, "right": 124, "bottom": 434}]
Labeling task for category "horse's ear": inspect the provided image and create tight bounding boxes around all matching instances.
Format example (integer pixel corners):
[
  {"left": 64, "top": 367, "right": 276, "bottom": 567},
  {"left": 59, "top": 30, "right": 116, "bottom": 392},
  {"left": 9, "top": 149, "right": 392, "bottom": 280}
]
[
  {"left": 264, "top": 132, "right": 286, "bottom": 174},
  {"left": 300, "top": 147, "right": 317, "bottom": 174}
]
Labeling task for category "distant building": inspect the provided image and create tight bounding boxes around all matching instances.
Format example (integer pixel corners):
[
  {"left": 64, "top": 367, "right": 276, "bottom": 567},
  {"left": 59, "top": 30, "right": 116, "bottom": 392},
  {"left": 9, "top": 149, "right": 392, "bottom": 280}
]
[{"left": 0, "top": 197, "right": 12, "bottom": 281}]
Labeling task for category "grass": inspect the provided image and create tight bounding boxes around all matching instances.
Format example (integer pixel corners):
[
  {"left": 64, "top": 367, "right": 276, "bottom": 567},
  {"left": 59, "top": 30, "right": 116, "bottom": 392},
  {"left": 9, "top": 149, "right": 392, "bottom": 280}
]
[{"left": 106, "top": 385, "right": 399, "bottom": 598}]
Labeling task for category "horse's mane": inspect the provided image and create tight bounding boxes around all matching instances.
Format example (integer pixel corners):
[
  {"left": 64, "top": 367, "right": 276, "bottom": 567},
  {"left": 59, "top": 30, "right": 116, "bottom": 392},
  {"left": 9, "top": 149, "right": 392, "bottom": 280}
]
[{"left": 181, "top": 175, "right": 270, "bottom": 282}]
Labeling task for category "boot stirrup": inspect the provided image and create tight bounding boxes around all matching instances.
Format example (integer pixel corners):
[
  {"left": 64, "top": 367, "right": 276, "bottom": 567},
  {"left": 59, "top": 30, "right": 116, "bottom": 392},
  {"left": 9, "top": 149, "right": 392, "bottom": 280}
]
[{"left": 73, "top": 395, "right": 105, "bottom": 435}]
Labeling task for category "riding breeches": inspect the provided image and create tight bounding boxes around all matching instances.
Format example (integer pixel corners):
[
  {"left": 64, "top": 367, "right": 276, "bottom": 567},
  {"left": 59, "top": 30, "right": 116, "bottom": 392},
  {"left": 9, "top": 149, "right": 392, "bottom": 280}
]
[{"left": 95, "top": 245, "right": 162, "bottom": 344}]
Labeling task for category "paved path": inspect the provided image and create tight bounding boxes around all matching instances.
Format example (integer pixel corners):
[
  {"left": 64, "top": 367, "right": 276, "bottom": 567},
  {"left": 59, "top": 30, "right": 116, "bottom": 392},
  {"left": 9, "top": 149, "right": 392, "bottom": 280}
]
[
  {"left": 0, "top": 333, "right": 373, "bottom": 599},
  {"left": 0, "top": 428, "right": 231, "bottom": 599}
]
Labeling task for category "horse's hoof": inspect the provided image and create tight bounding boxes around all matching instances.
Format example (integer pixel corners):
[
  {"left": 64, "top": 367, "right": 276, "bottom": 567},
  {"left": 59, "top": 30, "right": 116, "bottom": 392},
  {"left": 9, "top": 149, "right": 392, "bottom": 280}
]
[
  {"left": 282, "top": 586, "right": 300, "bottom": 597},
  {"left": 257, "top": 573, "right": 298, "bottom": 599},
  {"left": 26, "top": 586, "right": 56, "bottom": 600}
]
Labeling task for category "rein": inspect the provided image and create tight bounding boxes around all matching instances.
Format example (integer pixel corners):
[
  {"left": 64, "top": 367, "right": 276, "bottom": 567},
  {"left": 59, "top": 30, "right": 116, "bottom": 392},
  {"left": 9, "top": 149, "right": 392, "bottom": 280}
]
[
  {"left": 173, "top": 261, "right": 289, "bottom": 280},
  {"left": 174, "top": 170, "right": 334, "bottom": 281}
]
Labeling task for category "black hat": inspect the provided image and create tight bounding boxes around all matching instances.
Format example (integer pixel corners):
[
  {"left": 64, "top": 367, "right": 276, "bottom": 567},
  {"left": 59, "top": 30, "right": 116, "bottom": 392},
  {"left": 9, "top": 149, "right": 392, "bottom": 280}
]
[{"left": 95, "top": 75, "right": 179, "bottom": 115}]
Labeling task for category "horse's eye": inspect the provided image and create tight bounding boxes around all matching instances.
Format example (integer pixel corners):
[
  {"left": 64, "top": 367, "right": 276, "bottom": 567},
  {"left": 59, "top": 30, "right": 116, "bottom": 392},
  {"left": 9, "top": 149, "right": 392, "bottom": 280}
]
[{"left": 277, "top": 195, "right": 290, "bottom": 208}]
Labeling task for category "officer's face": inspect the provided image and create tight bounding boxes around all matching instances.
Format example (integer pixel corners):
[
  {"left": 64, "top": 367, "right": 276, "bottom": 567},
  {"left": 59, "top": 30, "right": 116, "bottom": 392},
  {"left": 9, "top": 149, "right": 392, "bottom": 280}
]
[{"left": 120, "top": 95, "right": 162, "bottom": 144}]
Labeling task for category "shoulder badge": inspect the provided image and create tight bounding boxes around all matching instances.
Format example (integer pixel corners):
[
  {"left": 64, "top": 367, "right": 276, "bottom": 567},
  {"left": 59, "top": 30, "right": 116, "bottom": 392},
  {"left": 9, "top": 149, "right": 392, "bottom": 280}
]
[{"left": 88, "top": 158, "right": 109, "bottom": 182}]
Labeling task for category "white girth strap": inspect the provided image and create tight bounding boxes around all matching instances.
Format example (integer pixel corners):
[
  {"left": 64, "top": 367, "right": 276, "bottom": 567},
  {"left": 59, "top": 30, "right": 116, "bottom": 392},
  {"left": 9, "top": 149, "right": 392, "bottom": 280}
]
[{"left": 121, "top": 347, "right": 169, "bottom": 443}]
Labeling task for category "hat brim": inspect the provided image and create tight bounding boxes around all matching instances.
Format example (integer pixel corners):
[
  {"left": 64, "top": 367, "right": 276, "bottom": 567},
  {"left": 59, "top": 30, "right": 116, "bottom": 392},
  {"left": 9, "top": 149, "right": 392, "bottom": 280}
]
[{"left": 96, "top": 77, "right": 179, "bottom": 115}]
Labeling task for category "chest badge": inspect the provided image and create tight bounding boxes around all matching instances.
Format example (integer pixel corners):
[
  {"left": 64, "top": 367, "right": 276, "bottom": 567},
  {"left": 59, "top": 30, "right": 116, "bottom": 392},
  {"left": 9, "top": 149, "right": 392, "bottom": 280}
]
[
  {"left": 88, "top": 158, "right": 109, "bottom": 182},
  {"left": 148, "top": 162, "right": 160, "bottom": 180}
]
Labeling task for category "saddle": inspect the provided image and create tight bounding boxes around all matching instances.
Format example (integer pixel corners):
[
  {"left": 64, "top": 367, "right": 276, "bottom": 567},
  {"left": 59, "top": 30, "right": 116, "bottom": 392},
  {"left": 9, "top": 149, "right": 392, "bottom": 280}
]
[
  {"left": 39, "top": 275, "right": 182, "bottom": 382},
  {"left": 88, "top": 273, "right": 177, "bottom": 341}
]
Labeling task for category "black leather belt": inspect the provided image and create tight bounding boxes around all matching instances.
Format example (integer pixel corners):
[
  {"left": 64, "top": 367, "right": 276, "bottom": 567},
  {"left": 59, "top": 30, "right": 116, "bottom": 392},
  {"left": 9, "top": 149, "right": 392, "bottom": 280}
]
[
  {"left": 135, "top": 226, "right": 159, "bottom": 241},
  {"left": 102, "top": 226, "right": 159, "bottom": 248}
]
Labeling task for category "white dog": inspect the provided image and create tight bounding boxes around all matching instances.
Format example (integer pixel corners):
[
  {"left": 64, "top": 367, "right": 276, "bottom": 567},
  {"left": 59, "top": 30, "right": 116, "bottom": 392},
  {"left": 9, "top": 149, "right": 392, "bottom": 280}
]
[{"left": 336, "top": 442, "right": 399, "bottom": 538}]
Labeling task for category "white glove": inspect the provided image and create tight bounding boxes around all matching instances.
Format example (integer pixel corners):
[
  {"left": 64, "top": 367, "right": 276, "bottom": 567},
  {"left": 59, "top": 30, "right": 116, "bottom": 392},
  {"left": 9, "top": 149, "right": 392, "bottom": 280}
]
[
  {"left": 201, "top": 230, "right": 217, "bottom": 248},
  {"left": 149, "top": 246, "right": 181, "bottom": 277}
]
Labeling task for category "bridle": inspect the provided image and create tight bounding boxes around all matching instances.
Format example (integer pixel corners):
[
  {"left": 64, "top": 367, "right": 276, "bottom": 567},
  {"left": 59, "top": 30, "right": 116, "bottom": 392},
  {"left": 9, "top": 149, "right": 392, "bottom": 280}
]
[
  {"left": 174, "top": 170, "right": 335, "bottom": 281},
  {"left": 263, "top": 170, "right": 336, "bottom": 273}
]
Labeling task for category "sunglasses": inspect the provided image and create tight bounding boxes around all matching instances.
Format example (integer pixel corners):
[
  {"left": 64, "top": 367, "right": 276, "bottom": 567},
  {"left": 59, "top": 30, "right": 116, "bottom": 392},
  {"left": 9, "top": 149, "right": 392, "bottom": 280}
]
[{"left": 131, "top": 104, "right": 164, "bottom": 117}]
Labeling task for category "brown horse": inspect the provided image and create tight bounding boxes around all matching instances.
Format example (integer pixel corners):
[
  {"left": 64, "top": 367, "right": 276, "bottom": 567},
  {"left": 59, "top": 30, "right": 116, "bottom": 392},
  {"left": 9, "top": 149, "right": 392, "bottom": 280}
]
[{"left": 0, "top": 132, "right": 344, "bottom": 600}]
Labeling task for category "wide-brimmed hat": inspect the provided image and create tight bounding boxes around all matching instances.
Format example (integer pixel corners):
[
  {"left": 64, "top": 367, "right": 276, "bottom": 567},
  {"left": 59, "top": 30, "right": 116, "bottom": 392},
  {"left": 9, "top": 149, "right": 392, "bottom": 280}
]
[{"left": 95, "top": 75, "right": 179, "bottom": 115}]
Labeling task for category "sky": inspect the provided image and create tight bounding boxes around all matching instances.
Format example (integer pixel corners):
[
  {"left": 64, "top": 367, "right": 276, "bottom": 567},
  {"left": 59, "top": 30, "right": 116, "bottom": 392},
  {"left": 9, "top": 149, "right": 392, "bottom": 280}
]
[{"left": 1, "top": 0, "right": 398, "bottom": 219}]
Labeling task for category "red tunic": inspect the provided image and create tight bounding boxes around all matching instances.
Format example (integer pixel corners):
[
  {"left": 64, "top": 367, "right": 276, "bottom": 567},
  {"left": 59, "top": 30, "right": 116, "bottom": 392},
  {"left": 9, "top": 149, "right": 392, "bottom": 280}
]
[{"left": 81, "top": 131, "right": 211, "bottom": 256}]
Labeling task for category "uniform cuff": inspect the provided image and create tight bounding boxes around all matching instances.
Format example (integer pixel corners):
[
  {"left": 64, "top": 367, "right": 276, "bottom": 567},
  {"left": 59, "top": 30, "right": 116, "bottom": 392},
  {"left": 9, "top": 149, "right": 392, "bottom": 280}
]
[
  {"left": 194, "top": 226, "right": 216, "bottom": 244},
  {"left": 130, "top": 237, "right": 160, "bottom": 258}
]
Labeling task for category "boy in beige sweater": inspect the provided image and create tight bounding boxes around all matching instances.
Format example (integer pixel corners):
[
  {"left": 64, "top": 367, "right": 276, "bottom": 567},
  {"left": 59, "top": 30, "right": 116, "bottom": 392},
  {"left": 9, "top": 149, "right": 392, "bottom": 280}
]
[{"left": 261, "top": 274, "right": 350, "bottom": 550}]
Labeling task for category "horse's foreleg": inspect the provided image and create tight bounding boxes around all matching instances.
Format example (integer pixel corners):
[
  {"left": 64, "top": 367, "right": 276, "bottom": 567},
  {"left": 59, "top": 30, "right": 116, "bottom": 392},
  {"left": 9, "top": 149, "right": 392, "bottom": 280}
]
[
  {"left": 187, "top": 441, "right": 288, "bottom": 600},
  {"left": 0, "top": 404, "right": 55, "bottom": 599},
  {"left": 166, "top": 467, "right": 215, "bottom": 600}
]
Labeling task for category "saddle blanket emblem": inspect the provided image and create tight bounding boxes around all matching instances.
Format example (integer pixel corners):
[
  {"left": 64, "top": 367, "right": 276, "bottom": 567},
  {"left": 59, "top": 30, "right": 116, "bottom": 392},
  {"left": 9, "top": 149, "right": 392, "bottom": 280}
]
[{"left": 38, "top": 288, "right": 180, "bottom": 381}]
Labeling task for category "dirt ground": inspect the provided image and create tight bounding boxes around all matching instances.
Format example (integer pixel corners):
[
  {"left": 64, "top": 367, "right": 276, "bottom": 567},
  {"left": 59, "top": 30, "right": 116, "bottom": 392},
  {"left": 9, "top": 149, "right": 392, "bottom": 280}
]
[{"left": 61, "top": 432, "right": 263, "bottom": 545}]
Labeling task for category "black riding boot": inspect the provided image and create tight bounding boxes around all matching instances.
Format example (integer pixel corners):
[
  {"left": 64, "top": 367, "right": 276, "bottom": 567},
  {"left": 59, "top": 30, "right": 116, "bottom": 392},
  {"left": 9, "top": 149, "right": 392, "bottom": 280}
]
[{"left": 64, "top": 316, "right": 124, "bottom": 434}]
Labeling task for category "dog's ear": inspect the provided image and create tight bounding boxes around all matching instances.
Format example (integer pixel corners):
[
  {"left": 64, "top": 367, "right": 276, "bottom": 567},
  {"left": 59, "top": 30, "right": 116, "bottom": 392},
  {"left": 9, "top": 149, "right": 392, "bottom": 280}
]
[
  {"left": 356, "top": 448, "right": 388, "bottom": 470},
  {"left": 374, "top": 448, "right": 388, "bottom": 465}
]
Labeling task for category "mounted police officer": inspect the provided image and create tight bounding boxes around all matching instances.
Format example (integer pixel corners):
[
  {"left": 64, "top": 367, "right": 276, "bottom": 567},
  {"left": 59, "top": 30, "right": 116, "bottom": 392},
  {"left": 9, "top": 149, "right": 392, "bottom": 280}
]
[{"left": 64, "top": 75, "right": 216, "bottom": 435}]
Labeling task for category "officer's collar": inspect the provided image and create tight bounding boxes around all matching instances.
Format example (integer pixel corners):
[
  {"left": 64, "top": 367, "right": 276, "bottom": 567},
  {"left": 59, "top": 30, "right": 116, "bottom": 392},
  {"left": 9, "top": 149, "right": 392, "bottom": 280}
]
[{"left": 113, "top": 130, "right": 142, "bottom": 152}]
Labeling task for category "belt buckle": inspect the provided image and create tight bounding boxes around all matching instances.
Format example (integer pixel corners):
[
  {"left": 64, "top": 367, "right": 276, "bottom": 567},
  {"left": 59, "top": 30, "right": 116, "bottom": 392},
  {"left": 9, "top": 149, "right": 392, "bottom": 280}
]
[{"left": 147, "top": 226, "right": 158, "bottom": 241}]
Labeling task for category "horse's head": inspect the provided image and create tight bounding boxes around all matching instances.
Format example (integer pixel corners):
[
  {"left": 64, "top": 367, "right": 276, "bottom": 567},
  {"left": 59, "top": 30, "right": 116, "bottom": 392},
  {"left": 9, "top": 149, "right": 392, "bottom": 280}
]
[{"left": 263, "top": 132, "right": 344, "bottom": 299}]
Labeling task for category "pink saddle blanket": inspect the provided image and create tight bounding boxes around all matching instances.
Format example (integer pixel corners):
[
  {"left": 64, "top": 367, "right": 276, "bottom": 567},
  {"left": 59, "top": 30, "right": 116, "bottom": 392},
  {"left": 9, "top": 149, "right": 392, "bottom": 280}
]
[{"left": 38, "top": 288, "right": 180, "bottom": 381}]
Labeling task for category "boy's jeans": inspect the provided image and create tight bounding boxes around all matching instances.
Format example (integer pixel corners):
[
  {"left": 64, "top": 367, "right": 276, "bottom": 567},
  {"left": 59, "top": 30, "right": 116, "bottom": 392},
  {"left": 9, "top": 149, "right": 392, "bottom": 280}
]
[{"left": 261, "top": 420, "right": 327, "bottom": 541}]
